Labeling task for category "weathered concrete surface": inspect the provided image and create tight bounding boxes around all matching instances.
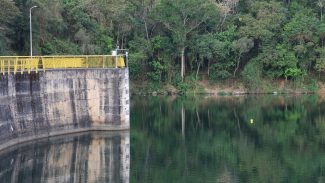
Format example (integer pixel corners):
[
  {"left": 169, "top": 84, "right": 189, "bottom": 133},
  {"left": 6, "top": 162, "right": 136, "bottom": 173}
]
[{"left": 0, "top": 68, "right": 130, "bottom": 150}]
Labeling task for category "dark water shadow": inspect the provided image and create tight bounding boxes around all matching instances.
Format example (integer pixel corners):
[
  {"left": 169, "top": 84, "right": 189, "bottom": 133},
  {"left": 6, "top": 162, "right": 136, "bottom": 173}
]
[{"left": 0, "top": 131, "right": 130, "bottom": 183}]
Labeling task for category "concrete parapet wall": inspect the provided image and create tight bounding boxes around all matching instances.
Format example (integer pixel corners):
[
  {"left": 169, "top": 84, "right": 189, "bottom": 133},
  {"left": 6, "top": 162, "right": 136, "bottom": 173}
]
[{"left": 0, "top": 68, "right": 130, "bottom": 150}]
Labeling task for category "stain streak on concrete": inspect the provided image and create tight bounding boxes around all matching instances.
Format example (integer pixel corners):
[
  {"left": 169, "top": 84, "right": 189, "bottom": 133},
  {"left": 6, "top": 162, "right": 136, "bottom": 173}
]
[{"left": 0, "top": 69, "right": 130, "bottom": 150}]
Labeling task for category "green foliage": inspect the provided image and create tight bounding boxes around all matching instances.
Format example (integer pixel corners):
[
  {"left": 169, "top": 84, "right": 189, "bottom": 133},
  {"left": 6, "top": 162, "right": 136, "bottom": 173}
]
[
  {"left": 263, "top": 45, "right": 298, "bottom": 79},
  {"left": 190, "top": 27, "right": 238, "bottom": 81},
  {"left": 0, "top": 0, "right": 324, "bottom": 89},
  {"left": 0, "top": 0, "right": 19, "bottom": 53},
  {"left": 209, "top": 63, "right": 233, "bottom": 80},
  {"left": 147, "top": 59, "right": 167, "bottom": 82},
  {"left": 306, "top": 79, "right": 319, "bottom": 92},
  {"left": 155, "top": 0, "right": 218, "bottom": 48},
  {"left": 129, "top": 52, "right": 146, "bottom": 80},
  {"left": 317, "top": 23, "right": 325, "bottom": 41},
  {"left": 42, "top": 38, "right": 80, "bottom": 55},
  {"left": 241, "top": 59, "right": 263, "bottom": 89},
  {"left": 239, "top": 1, "right": 287, "bottom": 41},
  {"left": 176, "top": 82, "right": 190, "bottom": 95},
  {"left": 232, "top": 37, "right": 254, "bottom": 76},
  {"left": 232, "top": 37, "right": 254, "bottom": 55},
  {"left": 315, "top": 47, "right": 325, "bottom": 73},
  {"left": 170, "top": 72, "right": 190, "bottom": 94},
  {"left": 283, "top": 9, "right": 318, "bottom": 43},
  {"left": 284, "top": 68, "right": 305, "bottom": 80},
  {"left": 94, "top": 29, "right": 113, "bottom": 54},
  {"left": 171, "top": 72, "right": 183, "bottom": 87},
  {"left": 0, "top": 0, "right": 19, "bottom": 28},
  {"left": 315, "top": 58, "right": 325, "bottom": 72}
]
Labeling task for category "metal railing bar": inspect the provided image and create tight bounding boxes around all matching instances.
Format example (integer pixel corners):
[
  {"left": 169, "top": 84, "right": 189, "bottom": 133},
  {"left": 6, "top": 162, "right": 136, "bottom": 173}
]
[{"left": 0, "top": 55, "right": 127, "bottom": 75}]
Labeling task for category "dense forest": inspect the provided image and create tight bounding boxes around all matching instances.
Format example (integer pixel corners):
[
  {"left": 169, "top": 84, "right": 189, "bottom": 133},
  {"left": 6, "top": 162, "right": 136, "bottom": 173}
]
[{"left": 1, "top": 0, "right": 325, "bottom": 90}]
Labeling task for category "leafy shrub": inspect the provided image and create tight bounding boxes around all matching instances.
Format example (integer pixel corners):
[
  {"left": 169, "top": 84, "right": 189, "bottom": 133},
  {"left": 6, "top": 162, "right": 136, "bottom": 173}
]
[
  {"left": 171, "top": 72, "right": 183, "bottom": 86},
  {"left": 147, "top": 59, "right": 167, "bottom": 82},
  {"left": 209, "top": 63, "right": 232, "bottom": 80},
  {"left": 42, "top": 38, "right": 80, "bottom": 55},
  {"left": 177, "top": 82, "right": 189, "bottom": 95},
  {"left": 306, "top": 79, "right": 319, "bottom": 92},
  {"left": 241, "top": 60, "right": 263, "bottom": 89},
  {"left": 284, "top": 68, "right": 305, "bottom": 80},
  {"left": 129, "top": 52, "right": 146, "bottom": 80}
]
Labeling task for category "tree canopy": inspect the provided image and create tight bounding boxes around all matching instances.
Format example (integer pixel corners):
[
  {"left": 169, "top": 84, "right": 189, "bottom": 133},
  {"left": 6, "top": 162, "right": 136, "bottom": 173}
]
[{"left": 1, "top": 0, "right": 325, "bottom": 84}]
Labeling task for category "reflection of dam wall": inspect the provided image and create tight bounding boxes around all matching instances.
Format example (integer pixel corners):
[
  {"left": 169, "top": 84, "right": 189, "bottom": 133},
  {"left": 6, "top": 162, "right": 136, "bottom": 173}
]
[
  {"left": 0, "top": 69, "right": 130, "bottom": 150},
  {"left": 0, "top": 132, "right": 130, "bottom": 183}
]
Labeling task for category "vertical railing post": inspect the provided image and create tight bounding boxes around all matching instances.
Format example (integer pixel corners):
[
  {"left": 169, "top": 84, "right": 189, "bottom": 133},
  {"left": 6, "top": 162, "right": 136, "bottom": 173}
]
[
  {"left": 64, "top": 56, "right": 67, "bottom": 68},
  {"left": 103, "top": 55, "right": 105, "bottom": 68},
  {"left": 21, "top": 59, "right": 24, "bottom": 74},
  {"left": 14, "top": 58, "right": 17, "bottom": 75},
  {"left": 115, "top": 55, "right": 117, "bottom": 68},
  {"left": 43, "top": 57, "right": 46, "bottom": 72},
  {"left": 73, "top": 56, "right": 75, "bottom": 68},
  {"left": 36, "top": 57, "right": 38, "bottom": 73},
  {"left": 86, "top": 56, "right": 89, "bottom": 68},
  {"left": 28, "top": 57, "right": 33, "bottom": 74},
  {"left": 8, "top": 60, "right": 10, "bottom": 74},
  {"left": 52, "top": 57, "right": 55, "bottom": 69},
  {"left": 126, "top": 51, "right": 129, "bottom": 68},
  {"left": 1, "top": 60, "right": 3, "bottom": 75}
]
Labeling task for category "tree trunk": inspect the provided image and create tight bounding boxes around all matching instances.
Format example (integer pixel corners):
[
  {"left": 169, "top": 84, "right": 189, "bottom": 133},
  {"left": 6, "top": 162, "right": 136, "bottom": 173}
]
[
  {"left": 181, "top": 47, "right": 186, "bottom": 81},
  {"left": 284, "top": 0, "right": 291, "bottom": 5},
  {"left": 233, "top": 54, "right": 241, "bottom": 77},
  {"left": 181, "top": 104, "right": 185, "bottom": 138},
  {"left": 321, "top": 8, "right": 323, "bottom": 21},
  {"left": 196, "top": 110, "right": 201, "bottom": 125},
  {"left": 144, "top": 19, "right": 149, "bottom": 40},
  {"left": 207, "top": 60, "right": 210, "bottom": 76},
  {"left": 196, "top": 61, "right": 201, "bottom": 80},
  {"left": 121, "top": 36, "right": 124, "bottom": 49},
  {"left": 219, "top": 14, "right": 228, "bottom": 31},
  {"left": 234, "top": 108, "right": 241, "bottom": 135}
]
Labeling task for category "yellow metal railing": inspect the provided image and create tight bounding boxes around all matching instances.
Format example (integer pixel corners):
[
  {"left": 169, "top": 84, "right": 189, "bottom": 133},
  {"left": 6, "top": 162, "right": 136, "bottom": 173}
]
[{"left": 0, "top": 55, "right": 126, "bottom": 75}]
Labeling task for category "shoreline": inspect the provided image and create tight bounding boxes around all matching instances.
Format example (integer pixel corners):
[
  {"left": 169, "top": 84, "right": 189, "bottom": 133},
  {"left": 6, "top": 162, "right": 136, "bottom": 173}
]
[
  {"left": 130, "top": 80, "right": 325, "bottom": 96},
  {"left": 0, "top": 127, "right": 130, "bottom": 153}
]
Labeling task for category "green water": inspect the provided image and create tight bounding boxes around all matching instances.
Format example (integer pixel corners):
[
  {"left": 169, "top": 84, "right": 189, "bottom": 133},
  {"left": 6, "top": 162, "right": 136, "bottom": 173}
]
[
  {"left": 0, "top": 95, "right": 325, "bottom": 183},
  {"left": 130, "top": 95, "right": 325, "bottom": 183}
]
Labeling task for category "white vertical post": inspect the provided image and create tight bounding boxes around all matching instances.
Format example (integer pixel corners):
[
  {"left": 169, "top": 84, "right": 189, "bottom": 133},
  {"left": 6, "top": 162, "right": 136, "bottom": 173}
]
[
  {"left": 30, "top": 6, "right": 38, "bottom": 57},
  {"left": 125, "top": 51, "right": 128, "bottom": 68},
  {"left": 112, "top": 50, "right": 117, "bottom": 68}
]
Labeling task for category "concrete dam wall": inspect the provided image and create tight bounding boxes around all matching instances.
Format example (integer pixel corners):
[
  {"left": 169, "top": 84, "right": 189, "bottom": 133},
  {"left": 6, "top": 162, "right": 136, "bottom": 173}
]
[{"left": 0, "top": 68, "right": 130, "bottom": 150}]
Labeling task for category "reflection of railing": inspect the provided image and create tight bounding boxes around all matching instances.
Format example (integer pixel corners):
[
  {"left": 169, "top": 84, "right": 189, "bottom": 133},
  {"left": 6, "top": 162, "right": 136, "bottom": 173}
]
[{"left": 0, "top": 55, "right": 126, "bottom": 75}]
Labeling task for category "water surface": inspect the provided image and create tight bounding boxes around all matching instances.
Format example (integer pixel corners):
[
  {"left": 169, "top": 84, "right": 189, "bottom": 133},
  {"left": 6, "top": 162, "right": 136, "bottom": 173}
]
[
  {"left": 131, "top": 95, "right": 325, "bottom": 183},
  {"left": 1, "top": 95, "right": 325, "bottom": 183},
  {"left": 0, "top": 132, "right": 130, "bottom": 183}
]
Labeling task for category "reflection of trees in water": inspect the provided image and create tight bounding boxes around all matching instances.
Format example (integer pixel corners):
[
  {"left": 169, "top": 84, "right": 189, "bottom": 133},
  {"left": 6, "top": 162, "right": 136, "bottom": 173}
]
[
  {"left": 0, "top": 132, "right": 130, "bottom": 183},
  {"left": 131, "top": 95, "right": 325, "bottom": 183}
]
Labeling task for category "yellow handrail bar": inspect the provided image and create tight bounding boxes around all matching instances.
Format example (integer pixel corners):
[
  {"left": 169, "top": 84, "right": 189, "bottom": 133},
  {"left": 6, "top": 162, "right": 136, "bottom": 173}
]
[{"left": 0, "top": 55, "right": 126, "bottom": 75}]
